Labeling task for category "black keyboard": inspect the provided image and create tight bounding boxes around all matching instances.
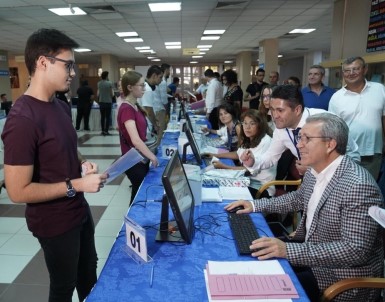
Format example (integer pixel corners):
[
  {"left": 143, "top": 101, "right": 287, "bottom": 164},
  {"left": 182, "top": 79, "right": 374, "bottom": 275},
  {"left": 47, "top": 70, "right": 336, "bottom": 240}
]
[{"left": 228, "top": 213, "right": 260, "bottom": 255}]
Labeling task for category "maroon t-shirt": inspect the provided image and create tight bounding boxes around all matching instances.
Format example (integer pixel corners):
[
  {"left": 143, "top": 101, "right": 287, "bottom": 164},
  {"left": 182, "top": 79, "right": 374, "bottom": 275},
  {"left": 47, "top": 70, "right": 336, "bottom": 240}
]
[
  {"left": 1, "top": 95, "right": 87, "bottom": 238},
  {"left": 117, "top": 103, "right": 147, "bottom": 155}
]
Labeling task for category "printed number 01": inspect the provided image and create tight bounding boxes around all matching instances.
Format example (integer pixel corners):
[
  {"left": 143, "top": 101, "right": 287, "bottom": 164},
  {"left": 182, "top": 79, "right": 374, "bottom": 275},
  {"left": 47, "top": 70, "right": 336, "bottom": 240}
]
[
  {"left": 165, "top": 148, "right": 175, "bottom": 157},
  {"left": 130, "top": 231, "right": 141, "bottom": 253}
]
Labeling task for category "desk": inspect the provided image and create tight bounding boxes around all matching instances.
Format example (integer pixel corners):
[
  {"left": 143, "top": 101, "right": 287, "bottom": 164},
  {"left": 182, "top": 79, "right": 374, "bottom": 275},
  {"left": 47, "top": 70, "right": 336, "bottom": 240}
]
[
  {"left": 71, "top": 106, "right": 117, "bottom": 131},
  {"left": 86, "top": 131, "right": 309, "bottom": 302}
]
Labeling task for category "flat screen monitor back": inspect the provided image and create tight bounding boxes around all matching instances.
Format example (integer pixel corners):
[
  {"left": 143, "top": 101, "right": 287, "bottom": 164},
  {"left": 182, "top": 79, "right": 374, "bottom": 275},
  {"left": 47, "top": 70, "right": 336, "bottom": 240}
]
[{"left": 156, "top": 150, "right": 195, "bottom": 244}]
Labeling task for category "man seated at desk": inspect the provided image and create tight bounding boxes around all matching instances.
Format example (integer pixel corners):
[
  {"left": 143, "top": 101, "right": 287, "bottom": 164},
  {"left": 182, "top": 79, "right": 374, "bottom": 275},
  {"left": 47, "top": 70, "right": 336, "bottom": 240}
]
[{"left": 226, "top": 113, "right": 384, "bottom": 302}]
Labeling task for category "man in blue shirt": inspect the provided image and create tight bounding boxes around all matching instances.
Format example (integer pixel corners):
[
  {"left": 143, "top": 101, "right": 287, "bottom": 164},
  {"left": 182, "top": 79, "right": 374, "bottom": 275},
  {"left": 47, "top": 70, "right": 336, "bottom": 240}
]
[{"left": 301, "top": 65, "right": 335, "bottom": 110}]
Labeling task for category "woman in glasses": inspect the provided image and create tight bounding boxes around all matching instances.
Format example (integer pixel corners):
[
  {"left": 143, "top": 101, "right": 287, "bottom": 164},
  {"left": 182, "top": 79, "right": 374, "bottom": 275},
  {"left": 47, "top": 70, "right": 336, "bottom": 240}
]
[
  {"left": 258, "top": 85, "right": 275, "bottom": 133},
  {"left": 117, "top": 70, "right": 159, "bottom": 204},
  {"left": 205, "top": 109, "right": 276, "bottom": 198},
  {"left": 201, "top": 102, "right": 241, "bottom": 151}
]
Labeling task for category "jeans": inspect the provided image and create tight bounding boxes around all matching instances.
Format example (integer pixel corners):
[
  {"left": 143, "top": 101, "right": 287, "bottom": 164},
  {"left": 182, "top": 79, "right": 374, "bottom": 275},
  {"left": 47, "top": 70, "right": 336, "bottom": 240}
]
[{"left": 37, "top": 210, "right": 98, "bottom": 302}]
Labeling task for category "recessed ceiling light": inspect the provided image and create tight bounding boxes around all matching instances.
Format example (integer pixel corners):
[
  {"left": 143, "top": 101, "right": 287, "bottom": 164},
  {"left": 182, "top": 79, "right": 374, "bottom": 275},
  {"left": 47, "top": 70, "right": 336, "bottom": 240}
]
[
  {"left": 116, "top": 32, "right": 138, "bottom": 37},
  {"left": 190, "top": 61, "right": 198, "bottom": 64},
  {"left": 152, "top": 59, "right": 161, "bottom": 61},
  {"left": 204, "top": 30, "right": 225, "bottom": 35},
  {"left": 124, "top": 38, "right": 144, "bottom": 43},
  {"left": 199, "top": 49, "right": 209, "bottom": 51},
  {"left": 197, "top": 45, "right": 212, "bottom": 49},
  {"left": 192, "top": 56, "right": 203, "bottom": 58},
  {"left": 278, "top": 54, "right": 283, "bottom": 58},
  {"left": 139, "top": 50, "right": 155, "bottom": 53},
  {"left": 149, "top": 2, "right": 181, "bottom": 12},
  {"left": 74, "top": 48, "right": 91, "bottom": 52},
  {"left": 135, "top": 46, "right": 150, "bottom": 50},
  {"left": 166, "top": 45, "right": 181, "bottom": 49},
  {"left": 165, "top": 42, "right": 181, "bottom": 45},
  {"left": 199, "top": 52, "right": 206, "bottom": 55},
  {"left": 48, "top": 7, "right": 87, "bottom": 16},
  {"left": 289, "top": 28, "right": 315, "bottom": 34},
  {"left": 201, "top": 36, "right": 220, "bottom": 40},
  {"left": 224, "top": 60, "right": 233, "bottom": 63},
  {"left": 147, "top": 57, "right": 156, "bottom": 59}
]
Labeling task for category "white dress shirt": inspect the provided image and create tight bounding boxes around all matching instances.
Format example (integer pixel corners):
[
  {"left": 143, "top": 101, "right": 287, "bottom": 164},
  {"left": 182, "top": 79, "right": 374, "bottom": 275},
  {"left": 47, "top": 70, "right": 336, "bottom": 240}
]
[
  {"left": 205, "top": 78, "right": 223, "bottom": 113},
  {"left": 305, "top": 155, "right": 343, "bottom": 240}
]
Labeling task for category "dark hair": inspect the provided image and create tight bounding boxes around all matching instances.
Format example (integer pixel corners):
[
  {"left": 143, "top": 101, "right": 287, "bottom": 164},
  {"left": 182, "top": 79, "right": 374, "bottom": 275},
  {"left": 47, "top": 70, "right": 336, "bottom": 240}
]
[
  {"left": 256, "top": 68, "right": 265, "bottom": 75},
  {"left": 222, "top": 69, "right": 238, "bottom": 85},
  {"left": 101, "top": 71, "right": 109, "bottom": 80},
  {"left": 214, "top": 72, "right": 221, "bottom": 79},
  {"left": 239, "top": 109, "right": 270, "bottom": 148},
  {"left": 172, "top": 77, "right": 180, "bottom": 84},
  {"left": 258, "top": 85, "right": 273, "bottom": 132},
  {"left": 217, "top": 102, "right": 238, "bottom": 127},
  {"left": 204, "top": 69, "right": 214, "bottom": 77},
  {"left": 81, "top": 80, "right": 88, "bottom": 86},
  {"left": 287, "top": 76, "right": 301, "bottom": 86},
  {"left": 271, "top": 84, "right": 304, "bottom": 112},
  {"left": 0, "top": 94, "right": 6, "bottom": 98},
  {"left": 24, "top": 28, "right": 79, "bottom": 76},
  {"left": 146, "top": 65, "right": 163, "bottom": 78},
  {"left": 160, "top": 63, "right": 171, "bottom": 72}
]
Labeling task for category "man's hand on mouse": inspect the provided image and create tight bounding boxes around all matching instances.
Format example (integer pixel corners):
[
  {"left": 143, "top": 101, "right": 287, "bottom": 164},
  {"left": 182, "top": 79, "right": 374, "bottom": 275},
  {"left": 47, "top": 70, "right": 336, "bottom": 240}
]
[{"left": 224, "top": 200, "right": 253, "bottom": 214}]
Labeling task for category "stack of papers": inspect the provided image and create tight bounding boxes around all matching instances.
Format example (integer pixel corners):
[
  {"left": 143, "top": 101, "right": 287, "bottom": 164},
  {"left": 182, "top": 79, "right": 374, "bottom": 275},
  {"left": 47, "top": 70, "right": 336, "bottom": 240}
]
[
  {"left": 201, "top": 186, "right": 253, "bottom": 202},
  {"left": 204, "top": 260, "right": 298, "bottom": 301}
]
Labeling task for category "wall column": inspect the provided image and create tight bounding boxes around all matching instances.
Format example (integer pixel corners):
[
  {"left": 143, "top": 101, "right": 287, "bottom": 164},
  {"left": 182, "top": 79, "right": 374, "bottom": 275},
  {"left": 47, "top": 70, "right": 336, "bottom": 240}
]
[
  {"left": 101, "top": 54, "right": 119, "bottom": 86},
  {"left": 235, "top": 51, "right": 252, "bottom": 94},
  {"left": 259, "top": 39, "right": 279, "bottom": 79}
]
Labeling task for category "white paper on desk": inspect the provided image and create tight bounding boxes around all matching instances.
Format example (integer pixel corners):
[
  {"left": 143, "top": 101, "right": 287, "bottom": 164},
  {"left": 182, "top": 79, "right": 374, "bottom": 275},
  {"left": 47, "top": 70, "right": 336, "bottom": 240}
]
[
  {"left": 202, "top": 187, "right": 222, "bottom": 202},
  {"left": 369, "top": 206, "right": 385, "bottom": 228},
  {"left": 204, "top": 270, "right": 291, "bottom": 302},
  {"left": 204, "top": 169, "right": 245, "bottom": 179},
  {"left": 103, "top": 148, "right": 143, "bottom": 184},
  {"left": 219, "top": 186, "right": 253, "bottom": 201}
]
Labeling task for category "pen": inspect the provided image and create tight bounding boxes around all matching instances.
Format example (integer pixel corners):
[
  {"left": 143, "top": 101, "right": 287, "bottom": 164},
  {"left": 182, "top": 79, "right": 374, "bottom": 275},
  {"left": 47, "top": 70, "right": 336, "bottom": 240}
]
[{"left": 150, "top": 265, "right": 154, "bottom": 287}]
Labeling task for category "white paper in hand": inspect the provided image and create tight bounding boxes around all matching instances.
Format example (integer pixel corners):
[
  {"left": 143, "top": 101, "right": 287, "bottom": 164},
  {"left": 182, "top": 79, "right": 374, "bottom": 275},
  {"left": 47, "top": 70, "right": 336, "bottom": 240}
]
[
  {"left": 369, "top": 206, "right": 385, "bottom": 228},
  {"left": 104, "top": 148, "right": 144, "bottom": 184}
]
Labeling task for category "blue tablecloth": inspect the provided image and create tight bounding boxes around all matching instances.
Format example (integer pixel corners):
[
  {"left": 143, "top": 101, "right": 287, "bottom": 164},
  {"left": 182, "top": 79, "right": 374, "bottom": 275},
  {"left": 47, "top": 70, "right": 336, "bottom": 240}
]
[{"left": 86, "top": 131, "right": 309, "bottom": 302}]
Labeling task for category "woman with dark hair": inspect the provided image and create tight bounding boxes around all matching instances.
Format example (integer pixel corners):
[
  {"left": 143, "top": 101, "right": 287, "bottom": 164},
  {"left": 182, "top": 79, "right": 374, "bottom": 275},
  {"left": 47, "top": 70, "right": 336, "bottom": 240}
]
[
  {"left": 117, "top": 70, "right": 159, "bottom": 204},
  {"left": 201, "top": 102, "right": 241, "bottom": 151},
  {"left": 222, "top": 69, "right": 243, "bottom": 116},
  {"left": 205, "top": 109, "right": 276, "bottom": 197}
]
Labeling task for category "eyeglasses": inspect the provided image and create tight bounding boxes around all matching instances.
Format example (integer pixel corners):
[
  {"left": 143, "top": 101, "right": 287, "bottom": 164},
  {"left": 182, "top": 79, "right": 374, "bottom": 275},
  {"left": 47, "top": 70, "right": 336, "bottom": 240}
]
[
  {"left": 296, "top": 134, "right": 332, "bottom": 144},
  {"left": 241, "top": 122, "right": 257, "bottom": 128},
  {"left": 342, "top": 67, "right": 362, "bottom": 75},
  {"left": 262, "top": 94, "right": 271, "bottom": 99},
  {"left": 45, "top": 56, "right": 75, "bottom": 73},
  {"left": 134, "top": 84, "right": 146, "bottom": 88}
]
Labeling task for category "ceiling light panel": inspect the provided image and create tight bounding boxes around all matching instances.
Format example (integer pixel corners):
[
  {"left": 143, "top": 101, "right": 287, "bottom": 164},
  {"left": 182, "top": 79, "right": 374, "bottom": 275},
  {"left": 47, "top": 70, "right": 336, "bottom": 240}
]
[
  {"left": 116, "top": 32, "right": 138, "bottom": 37},
  {"left": 203, "top": 30, "right": 225, "bottom": 35},
  {"left": 124, "top": 38, "right": 144, "bottom": 42},
  {"left": 289, "top": 28, "right": 316, "bottom": 34},
  {"left": 48, "top": 7, "right": 87, "bottom": 16},
  {"left": 149, "top": 3, "right": 181, "bottom": 12},
  {"left": 201, "top": 36, "right": 220, "bottom": 40}
]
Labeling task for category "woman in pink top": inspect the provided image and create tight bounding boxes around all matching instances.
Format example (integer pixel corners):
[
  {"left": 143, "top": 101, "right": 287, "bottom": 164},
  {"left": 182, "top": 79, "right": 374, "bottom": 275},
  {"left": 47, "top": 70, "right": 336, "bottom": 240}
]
[{"left": 117, "top": 70, "right": 159, "bottom": 204}]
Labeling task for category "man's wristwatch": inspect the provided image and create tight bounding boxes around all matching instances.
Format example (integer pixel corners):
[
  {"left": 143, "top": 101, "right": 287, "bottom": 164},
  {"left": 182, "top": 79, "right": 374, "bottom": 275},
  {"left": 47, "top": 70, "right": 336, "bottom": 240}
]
[{"left": 65, "top": 178, "right": 76, "bottom": 198}]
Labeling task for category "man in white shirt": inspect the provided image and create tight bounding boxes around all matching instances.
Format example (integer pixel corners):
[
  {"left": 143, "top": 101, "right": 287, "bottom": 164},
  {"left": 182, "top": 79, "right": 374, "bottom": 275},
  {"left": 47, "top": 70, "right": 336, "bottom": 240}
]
[
  {"left": 240, "top": 85, "right": 359, "bottom": 176},
  {"left": 153, "top": 63, "right": 170, "bottom": 145},
  {"left": 329, "top": 56, "right": 385, "bottom": 180},
  {"left": 138, "top": 65, "right": 163, "bottom": 134},
  {"left": 226, "top": 113, "right": 384, "bottom": 302},
  {"left": 204, "top": 69, "right": 223, "bottom": 129}
]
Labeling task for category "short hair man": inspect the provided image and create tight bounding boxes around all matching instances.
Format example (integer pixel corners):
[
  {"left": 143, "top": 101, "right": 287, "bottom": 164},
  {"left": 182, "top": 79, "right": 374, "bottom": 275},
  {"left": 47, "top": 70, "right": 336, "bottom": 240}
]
[
  {"left": 244, "top": 68, "right": 268, "bottom": 109},
  {"left": 227, "top": 113, "right": 384, "bottom": 302},
  {"left": 329, "top": 56, "right": 385, "bottom": 180},
  {"left": 1, "top": 28, "right": 107, "bottom": 301},
  {"left": 138, "top": 65, "right": 163, "bottom": 134},
  {"left": 76, "top": 80, "right": 94, "bottom": 131},
  {"left": 152, "top": 63, "right": 171, "bottom": 145},
  {"left": 269, "top": 71, "right": 279, "bottom": 87},
  {"left": 240, "top": 85, "right": 359, "bottom": 175},
  {"left": 97, "top": 70, "right": 114, "bottom": 135},
  {"left": 301, "top": 65, "right": 335, "bottom": 110},
  {"left": 0, "top": 93, "right": 12, "bottom": 115},
  {"left": 204, "top": 69, "right": 223, "bottom": 129}
]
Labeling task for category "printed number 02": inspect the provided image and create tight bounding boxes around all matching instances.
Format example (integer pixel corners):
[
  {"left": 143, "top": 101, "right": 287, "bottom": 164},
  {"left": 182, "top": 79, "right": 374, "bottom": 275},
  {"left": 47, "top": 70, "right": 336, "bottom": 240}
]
[
  {"left": 130, "top": 231, "right": 141, "bottom": 253},
  {"left": 166, "top": 148, "right": 175, "bottom": 157}
]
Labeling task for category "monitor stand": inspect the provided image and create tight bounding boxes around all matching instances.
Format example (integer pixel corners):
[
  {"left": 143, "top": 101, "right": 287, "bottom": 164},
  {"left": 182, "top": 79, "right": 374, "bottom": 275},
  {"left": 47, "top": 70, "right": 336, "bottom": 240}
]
[{"left": 155, "top": 194, "right": 185, "bottom": 243}]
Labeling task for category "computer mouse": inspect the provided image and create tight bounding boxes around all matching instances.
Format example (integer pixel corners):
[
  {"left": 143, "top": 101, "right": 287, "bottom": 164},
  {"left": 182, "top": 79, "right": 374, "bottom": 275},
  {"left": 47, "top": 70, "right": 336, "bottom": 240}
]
[{"left": 227, "top": 205, "right": 245, "bottom": 213}]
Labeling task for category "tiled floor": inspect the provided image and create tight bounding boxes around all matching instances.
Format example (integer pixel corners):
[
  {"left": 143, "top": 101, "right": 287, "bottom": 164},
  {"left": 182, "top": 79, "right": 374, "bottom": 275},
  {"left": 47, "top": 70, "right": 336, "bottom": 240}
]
[{"left": 0, "top": 130, "right": 131, "bottom": 302}]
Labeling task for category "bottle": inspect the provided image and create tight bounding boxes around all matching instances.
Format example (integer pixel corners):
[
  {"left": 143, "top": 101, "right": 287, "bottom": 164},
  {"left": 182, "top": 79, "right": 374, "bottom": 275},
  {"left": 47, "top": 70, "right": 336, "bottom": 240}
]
[{"left": 170, "top": 103, "right": 178, "bottom": 129}]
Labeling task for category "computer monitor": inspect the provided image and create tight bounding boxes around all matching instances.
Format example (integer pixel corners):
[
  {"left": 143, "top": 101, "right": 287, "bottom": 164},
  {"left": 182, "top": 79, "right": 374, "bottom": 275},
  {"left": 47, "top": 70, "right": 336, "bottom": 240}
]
[
  {"left": 182, "top": 127, "right": 202, "bottom": 165},
  {"left": 182, "top": 110, "right": 194, "bottom": 133},
  {"left": 156, "top": 150, "right": 195, "bottom": 244}
]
